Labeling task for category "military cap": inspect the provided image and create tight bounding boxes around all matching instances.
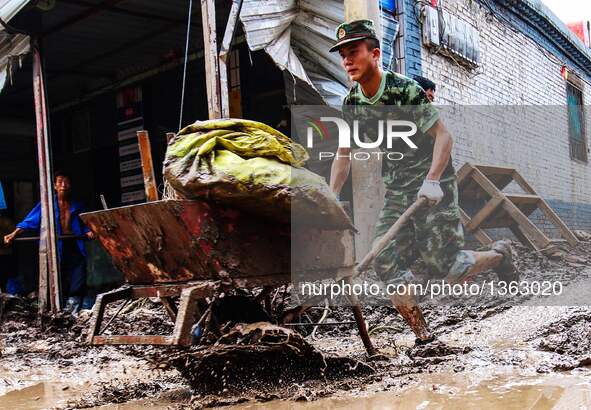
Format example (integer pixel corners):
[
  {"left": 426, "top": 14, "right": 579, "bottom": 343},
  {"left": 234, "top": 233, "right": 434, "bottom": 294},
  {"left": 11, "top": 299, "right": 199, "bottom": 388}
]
[{"left": 329, "top": 19, "right": 378, "bottom": 52}]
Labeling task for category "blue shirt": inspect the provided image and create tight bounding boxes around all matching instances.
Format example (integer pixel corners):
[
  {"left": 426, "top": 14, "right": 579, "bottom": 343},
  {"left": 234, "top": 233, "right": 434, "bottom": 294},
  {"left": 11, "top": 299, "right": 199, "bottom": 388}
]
[
  {"left": 0, "top": 182, "right": 6, "bottom": 210},
  {"left": 16, "top": 197, "right": 91, "bottom": 258}
]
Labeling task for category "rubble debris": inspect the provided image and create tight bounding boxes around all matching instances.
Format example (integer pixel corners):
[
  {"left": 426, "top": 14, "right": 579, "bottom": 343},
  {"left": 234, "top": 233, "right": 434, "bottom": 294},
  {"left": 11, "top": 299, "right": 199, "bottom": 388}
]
[
  {"left": 1, "top": 242, "right": 590, "bottom": 408},
  {"left": 165, "top": 322, "right": 373, "bottom": 393},
  {"left": 538, "top": 312, "right": 591, "bottom": 357},
  {"left": 573, "top": 230, "right": 591, "bottom": 241}
]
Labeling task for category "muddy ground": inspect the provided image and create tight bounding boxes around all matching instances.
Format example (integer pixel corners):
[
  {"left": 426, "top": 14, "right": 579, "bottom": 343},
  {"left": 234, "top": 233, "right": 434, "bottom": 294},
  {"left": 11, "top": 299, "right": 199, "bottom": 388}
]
[{"left": 1, "top": 241, "right": 591, "bottom": 409}]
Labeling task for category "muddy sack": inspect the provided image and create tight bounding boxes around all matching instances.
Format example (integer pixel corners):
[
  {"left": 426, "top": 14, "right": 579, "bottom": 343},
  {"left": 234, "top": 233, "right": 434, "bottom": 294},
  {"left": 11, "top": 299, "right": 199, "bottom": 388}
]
[{"left": 163, "top": 119, "right": 353, "bottom": 229}]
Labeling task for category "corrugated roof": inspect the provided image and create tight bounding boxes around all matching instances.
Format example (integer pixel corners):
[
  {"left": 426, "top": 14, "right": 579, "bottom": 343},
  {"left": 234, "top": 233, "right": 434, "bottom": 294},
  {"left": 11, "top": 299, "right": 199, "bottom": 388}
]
[{"left": 0, "top": 0, "right": 230, "bottom": 106}]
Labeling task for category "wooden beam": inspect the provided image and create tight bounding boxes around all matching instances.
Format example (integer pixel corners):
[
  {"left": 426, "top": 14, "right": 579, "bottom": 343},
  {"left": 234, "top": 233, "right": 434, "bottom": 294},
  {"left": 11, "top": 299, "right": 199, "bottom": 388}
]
[
  {"left": 511, "top": 170, "right": 538, "bottom": 195},
  {"left": 219, "top": 0, "right": 242, "bottom": 118},
  {"left": 32, "top": 44, "right": 61, "bottom": 313},
  {"left": 509, "top": 225, "right": 536, "bottom": 250},
  {"left": 474, "top": 164, "right": 516, "bottom": 175},
  {"left": 346, "top": 1, "right": 384, "bottom": 262},
  {"left": 505, "top": 193, "right": 540, "bottom": 205},
  {"left": 537, "top": 200, "right": 579, "bottom": 246},
  {"left": 201, "top": 0, "right": 222, "bottom": 119},
  {"left": 456, "top": 162, "right": 474, "bottom": 187},
  {"left": 137, "top": 130, "right": 158, "bottom": 202},
  {"left": 469, "top": 167, "right": 505, "bottom": 199},
  {"left": 501, "top": 201, "right": 550, "bottom": 250},
  {"left": 466, "top": 196, "right": 503, "bottom": 232},
  {"left": 459, "top": 208, "right": 493, "bottom": 246}
]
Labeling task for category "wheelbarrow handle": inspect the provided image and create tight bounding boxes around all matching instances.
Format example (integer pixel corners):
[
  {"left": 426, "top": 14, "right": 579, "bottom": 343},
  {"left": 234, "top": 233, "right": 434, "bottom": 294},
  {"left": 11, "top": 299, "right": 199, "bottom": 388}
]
[
  {"left": 13, "top": 234, "right": 87, "bottom": 242},
  {"left": 354, "top": 197, "right": 427, "bottom": 276}
]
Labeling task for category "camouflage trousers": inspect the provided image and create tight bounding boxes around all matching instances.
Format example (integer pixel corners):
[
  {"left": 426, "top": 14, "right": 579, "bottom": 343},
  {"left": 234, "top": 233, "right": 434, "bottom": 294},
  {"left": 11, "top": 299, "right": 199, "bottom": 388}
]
[{"left": 373, "top": 178, "right": 475, "bottom": 285}]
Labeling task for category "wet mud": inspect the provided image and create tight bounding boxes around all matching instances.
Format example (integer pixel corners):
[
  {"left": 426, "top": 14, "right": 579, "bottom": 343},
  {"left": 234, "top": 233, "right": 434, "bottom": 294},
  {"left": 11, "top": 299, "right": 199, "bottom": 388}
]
[{"left": 0, "top": 241, "right": 590, "bottom": 408}]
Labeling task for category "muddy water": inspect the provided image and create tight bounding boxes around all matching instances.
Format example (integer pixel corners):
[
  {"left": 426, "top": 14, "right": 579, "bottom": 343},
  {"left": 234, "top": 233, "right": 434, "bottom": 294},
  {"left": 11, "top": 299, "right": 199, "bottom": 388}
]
[
  {"left": 0, "top": 381, "right": 85, "bottom": 409},
  {"left": 0, "top": 381, "right": 173, "bottom": 410},
  {"left": 231, "top": 369, "right": 591, "bottom": 410}
]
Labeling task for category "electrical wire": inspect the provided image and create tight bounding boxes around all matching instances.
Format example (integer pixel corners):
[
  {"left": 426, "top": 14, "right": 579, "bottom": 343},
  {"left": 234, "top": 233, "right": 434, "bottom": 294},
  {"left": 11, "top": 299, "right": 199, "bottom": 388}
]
[{"left": 178, "top": 0, "right": 194, "bottom": 131}]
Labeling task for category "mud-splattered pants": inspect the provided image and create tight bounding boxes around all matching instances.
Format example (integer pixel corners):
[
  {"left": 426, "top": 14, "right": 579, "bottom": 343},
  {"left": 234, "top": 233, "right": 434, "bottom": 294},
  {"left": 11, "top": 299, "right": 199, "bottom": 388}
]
[{"left": 373, "top": 178, "right": 475, "bottom": 285}]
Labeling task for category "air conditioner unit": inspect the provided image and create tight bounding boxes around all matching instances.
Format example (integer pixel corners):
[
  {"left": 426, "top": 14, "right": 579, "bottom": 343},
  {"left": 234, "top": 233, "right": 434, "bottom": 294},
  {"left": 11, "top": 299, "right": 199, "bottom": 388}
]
[
  {"left": 422, "top": 5, "right": 440, "bottom": 47},
  {"left": 423, "top": 7, "right": 480, "bottom": 67}
]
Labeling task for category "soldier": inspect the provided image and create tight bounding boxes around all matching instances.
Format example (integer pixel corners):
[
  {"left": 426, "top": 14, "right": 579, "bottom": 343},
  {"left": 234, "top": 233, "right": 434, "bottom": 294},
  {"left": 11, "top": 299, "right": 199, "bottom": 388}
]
[
  {"left": 328, "top": 20, "right": 518, "bottom": 345},
  {"left": 413, "top": 75, "right": 437, "bottom": 102}
]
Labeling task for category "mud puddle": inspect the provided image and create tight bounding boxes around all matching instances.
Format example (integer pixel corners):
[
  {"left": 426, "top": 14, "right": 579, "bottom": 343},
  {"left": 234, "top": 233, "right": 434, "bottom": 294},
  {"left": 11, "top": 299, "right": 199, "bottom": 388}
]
[
  {"left": 0, "top": 381, "right": 175, "bottom": 410},
  {"left": 0, "top": 381, "right": 85, "bottom": 409},
  {"left": 230, "top": 369, "right": 591, "bottom": 409}
]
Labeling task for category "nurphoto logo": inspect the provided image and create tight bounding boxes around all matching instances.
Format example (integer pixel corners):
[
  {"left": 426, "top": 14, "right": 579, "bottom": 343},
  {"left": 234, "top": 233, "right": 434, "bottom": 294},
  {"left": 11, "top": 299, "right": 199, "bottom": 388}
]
[{"left": 306, "top": 117, "right": 419, "bottom": 161}]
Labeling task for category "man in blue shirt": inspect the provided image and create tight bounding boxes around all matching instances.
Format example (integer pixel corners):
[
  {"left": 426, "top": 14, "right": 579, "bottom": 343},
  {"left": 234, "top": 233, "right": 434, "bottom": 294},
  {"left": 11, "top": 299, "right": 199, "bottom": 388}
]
[{"left": 3, "top": 171, "right": 96, "bottom": 311}]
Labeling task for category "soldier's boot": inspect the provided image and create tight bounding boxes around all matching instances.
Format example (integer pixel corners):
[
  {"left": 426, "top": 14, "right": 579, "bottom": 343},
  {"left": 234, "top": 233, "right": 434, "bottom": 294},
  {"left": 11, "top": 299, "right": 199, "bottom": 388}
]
[
  {"left": 391, "top": 290, "right": 435, "bottom": 345},
  {"left": 491, "top": 240, "right": 520, "bottom": 282},
  {"left": 445, "top": 244, "right": 516, "bottom": 284}
]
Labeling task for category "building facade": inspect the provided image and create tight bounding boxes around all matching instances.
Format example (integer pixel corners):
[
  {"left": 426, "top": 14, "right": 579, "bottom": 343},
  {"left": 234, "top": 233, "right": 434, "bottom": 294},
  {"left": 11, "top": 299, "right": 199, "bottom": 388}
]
[{"left": 406, "top": 0, "right": 591, "bottom": 232}]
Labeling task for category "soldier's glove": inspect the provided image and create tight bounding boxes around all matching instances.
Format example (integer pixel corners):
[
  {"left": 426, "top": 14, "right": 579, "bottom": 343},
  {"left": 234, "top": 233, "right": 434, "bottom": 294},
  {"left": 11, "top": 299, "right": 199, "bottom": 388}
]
[{"left": 417, "top": 179, "right": 443, "bottom": 206}]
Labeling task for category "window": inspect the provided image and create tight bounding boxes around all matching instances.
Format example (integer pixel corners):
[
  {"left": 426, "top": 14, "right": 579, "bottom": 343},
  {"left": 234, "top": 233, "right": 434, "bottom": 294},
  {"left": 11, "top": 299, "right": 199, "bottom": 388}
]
[{"left": 566, "top": 78, "right": 588, "bottom": 163}]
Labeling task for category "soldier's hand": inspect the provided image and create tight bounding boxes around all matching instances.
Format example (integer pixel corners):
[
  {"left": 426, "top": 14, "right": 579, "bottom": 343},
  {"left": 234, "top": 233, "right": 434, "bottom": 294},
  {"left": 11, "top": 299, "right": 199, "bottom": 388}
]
[
  {"left": 417, "top": 179, "right": 443, "bottom": 206},
  {"left": 85, "top": 231, "right": 96, "bottom": 240}
]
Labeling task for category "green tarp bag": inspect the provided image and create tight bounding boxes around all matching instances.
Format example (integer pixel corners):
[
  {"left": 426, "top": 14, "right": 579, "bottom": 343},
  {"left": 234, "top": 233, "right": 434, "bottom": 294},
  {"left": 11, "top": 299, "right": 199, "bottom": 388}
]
[{"left": 163, "top": 119, "right": 353, "bottom": 230}]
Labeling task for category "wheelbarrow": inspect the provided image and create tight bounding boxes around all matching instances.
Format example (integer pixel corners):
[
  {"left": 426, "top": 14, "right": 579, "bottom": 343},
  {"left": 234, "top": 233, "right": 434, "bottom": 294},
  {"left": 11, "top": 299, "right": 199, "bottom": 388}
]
[
  {"left": 82, "top": 195, "right": 426, "bottom": 355},
  {"left": 80, "top": 199, "right": 378, "bottom": 354}
]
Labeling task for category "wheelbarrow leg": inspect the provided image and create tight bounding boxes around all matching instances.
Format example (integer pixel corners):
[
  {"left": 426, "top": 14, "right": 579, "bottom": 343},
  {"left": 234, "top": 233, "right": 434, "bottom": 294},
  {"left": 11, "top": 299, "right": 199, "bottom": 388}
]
[
  {"left": 87, "top": 286, "right": 132, "bottom": 344},
  {"left": 172, "top": 283, "right": 215, "bottom": 346},
  {"left": 344, "top": 277, "right": 377, "bottom": 356}
]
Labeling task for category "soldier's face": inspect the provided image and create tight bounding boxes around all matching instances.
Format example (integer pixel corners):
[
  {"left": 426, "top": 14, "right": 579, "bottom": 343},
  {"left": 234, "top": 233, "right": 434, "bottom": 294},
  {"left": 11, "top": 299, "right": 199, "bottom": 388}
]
[
  {"left": 425, "top": 89, "right": 435, "bottom": 102},
  {"left": 339, "top": 42, "right": 380, "bottom": 82}
]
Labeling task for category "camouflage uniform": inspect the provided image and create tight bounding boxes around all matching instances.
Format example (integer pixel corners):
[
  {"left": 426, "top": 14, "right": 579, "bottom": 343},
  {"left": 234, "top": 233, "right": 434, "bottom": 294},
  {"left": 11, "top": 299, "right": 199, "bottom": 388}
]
[{"left": 343, "top": 70, "right": 474, "bottom": 285}]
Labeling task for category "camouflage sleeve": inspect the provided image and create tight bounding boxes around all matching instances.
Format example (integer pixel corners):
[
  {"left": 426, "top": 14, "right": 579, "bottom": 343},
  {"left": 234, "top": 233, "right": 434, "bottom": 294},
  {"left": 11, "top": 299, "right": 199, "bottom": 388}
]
[{"left": 406, "top": 82, "right": 440, "bottom": 134}]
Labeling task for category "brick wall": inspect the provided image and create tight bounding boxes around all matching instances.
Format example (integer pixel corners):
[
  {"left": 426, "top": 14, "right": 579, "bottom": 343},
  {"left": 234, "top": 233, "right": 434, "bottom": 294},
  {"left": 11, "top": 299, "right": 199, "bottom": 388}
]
[{"left": 418, "top": 0, "right": 591, "bottom": 232}]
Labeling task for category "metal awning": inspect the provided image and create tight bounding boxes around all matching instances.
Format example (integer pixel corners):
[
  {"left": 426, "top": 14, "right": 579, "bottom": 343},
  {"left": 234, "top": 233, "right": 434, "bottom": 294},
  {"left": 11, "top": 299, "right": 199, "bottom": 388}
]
[{"left": 0, "top": 0, "right": 31, "bottom": 92}]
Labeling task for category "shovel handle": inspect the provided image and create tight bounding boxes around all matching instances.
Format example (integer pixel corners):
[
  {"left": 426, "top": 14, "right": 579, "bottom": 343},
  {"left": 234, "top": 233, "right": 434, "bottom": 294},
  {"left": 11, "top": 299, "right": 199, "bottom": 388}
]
[{"left": 354, "top": 197, "right": 427, "bottom": 276}]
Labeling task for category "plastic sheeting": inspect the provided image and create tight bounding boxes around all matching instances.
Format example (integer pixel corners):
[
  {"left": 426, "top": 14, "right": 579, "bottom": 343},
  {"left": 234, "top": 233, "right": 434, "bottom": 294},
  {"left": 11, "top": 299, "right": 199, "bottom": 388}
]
[
  {"left": 239, "top": 0, "right": 398, "bottom": 105},
  {"left": 164, "top": 118, "right": 354, "bottom": 229}
]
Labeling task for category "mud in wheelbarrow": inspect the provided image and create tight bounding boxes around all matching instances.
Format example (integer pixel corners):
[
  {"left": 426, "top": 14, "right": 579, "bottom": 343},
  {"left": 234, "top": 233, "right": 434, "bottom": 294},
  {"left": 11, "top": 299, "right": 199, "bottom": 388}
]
[{"left": 80, "top": 200, "right": 376, "bottom": 355}]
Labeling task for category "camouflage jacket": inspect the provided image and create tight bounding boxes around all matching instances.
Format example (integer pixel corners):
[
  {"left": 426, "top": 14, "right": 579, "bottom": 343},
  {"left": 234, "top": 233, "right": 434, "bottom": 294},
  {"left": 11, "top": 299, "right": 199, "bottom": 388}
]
[{"left": 343, "top": 70, "right": 455, "bottom": 191}]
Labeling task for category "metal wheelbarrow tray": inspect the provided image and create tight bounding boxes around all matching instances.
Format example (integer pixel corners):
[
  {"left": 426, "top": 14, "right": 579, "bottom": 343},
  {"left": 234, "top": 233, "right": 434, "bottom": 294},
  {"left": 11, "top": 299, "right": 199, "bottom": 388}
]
[{"left": 80, "top": 199, "right": 375, "bottom": 354}]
